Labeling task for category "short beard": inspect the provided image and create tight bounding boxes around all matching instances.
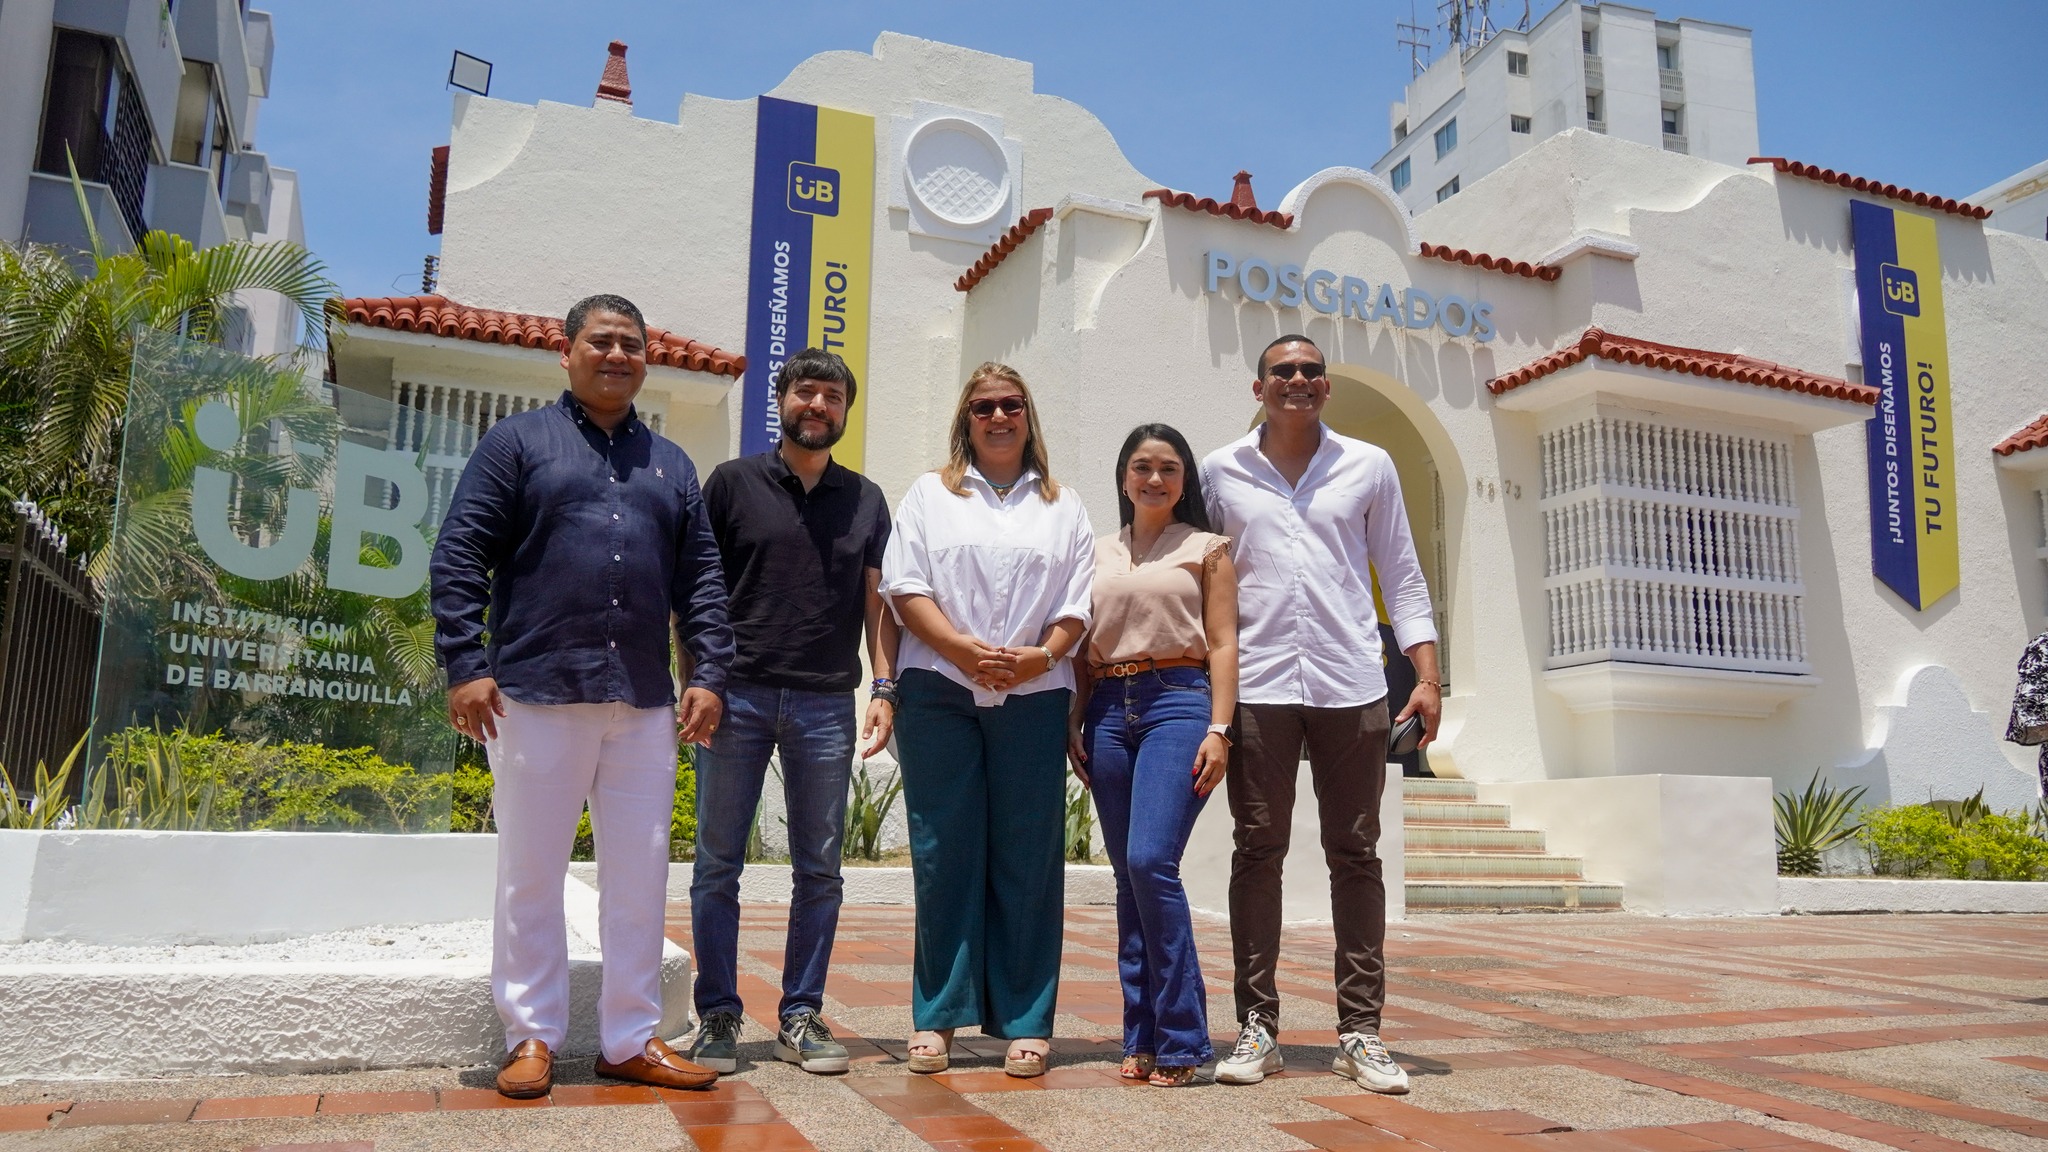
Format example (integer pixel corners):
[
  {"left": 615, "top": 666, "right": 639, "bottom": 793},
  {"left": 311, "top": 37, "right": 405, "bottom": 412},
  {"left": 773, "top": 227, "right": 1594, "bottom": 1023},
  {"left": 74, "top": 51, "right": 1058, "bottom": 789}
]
[{"left": 781, "top": 414, "right": 844, "bottom": 451}]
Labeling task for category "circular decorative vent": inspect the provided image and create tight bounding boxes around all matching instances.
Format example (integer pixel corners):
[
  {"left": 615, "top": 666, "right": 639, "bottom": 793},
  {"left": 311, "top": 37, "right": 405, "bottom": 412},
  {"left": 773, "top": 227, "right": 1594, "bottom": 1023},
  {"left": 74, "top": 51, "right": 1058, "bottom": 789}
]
[{"left": 904, "top": 118, "right": 1009, "bottom": 228}]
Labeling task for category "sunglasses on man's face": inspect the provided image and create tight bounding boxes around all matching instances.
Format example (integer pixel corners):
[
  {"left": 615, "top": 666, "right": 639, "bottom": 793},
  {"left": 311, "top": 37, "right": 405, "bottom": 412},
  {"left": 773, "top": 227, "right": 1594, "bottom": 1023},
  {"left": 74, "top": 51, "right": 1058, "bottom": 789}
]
[
  {"left": 968, "top": 396, "right": 1028, "bottom": 420},
  {"left": 1266, "top": 362, "right": 1327, "bottom": 381}
]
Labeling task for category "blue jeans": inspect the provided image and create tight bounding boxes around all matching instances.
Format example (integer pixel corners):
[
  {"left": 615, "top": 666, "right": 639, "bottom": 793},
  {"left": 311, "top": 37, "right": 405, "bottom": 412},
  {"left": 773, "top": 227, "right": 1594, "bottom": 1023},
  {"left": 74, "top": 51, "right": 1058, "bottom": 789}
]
[
  {"left": 690, "top": 678, "right": 855, "bottom": 1021},
  {"left": 1084, "top": 666, "right": 1214, "bottom": 1065}
]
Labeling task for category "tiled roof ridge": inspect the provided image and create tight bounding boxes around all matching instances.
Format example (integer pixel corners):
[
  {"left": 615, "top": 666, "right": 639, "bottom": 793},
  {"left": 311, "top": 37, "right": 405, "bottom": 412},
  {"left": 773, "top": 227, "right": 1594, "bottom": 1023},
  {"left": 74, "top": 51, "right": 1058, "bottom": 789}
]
[
  {"left": 1143, "top": 188, "right": 1294, "bottom": 230},
  {"left": 1994, "top": 413, "right": 2048, "bottom": 457},
  {"left": 1417, "top": 240, "right": 1561, "bottom": 281},
  {"left": 953, "top": 207, "right": 1055, "bottom": 293},
  {"left": 1487, "top": 326, "right": 1877, "bottom": 405},
  {"left": 340, "top": 294, "right": 745, "bottom": 379},
  {"left": 1749, "top": 157, "right": 1991, "bottom": 220}
]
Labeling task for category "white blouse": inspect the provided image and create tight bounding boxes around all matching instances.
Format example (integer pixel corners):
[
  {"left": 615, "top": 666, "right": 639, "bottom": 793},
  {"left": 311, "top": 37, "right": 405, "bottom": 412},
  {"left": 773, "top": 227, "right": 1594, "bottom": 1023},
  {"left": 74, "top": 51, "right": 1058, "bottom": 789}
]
[{"left": 880, "top": 466, "right": 1096, "bottom": 707}]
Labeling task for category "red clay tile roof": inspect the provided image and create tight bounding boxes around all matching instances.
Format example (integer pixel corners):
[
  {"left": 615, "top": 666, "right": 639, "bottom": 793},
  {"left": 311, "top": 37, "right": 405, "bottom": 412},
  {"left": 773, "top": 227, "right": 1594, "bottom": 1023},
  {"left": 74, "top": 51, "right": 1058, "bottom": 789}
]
[
  {"left": 1417, "top": 241, "right": 1560, "bottom": 281},
  {"left": 427, "top": 145, "right": 448, "bottom": 236},
  {"left": 1487, "top": 327, "right": 1877, "bottom": 405},
  {"left": 340, "top": 295, "right": 744, "bottom": 378},
  {"left": 596, "top": 41, "right": 632, "bottom": 105},
  {"left": 1145, "top": 170, "right": 1294, "bottom": 230},
  {"left": 954, "top": 208, "right": 1054, "bottom": 293},
  {"left": 1994, "top": 413, "right": 2048, "bottom": 457},
  {"left": 1749, "top": 157, "right": 1991, "bottom": 220}
]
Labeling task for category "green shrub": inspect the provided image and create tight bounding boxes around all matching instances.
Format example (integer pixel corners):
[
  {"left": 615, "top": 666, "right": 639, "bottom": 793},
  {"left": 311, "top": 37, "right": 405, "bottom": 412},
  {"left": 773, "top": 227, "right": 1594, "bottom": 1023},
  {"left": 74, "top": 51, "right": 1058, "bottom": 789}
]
[
  {"left": 1858, "top": 800, "right": 2048, "bottom": 880},
  {"left": 1945, "top": 813, "right": 2048, "bottom": 881},
  {"left": 1859, "top": 803, "right": 1956, "bottom": 877}
]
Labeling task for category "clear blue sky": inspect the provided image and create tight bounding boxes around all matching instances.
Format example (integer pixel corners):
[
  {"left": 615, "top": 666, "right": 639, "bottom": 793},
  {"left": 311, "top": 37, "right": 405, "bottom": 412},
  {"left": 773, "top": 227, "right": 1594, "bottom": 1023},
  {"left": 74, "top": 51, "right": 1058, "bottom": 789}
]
[{"left": 261, "top": 0, "right": 2048, "bottom": 300}]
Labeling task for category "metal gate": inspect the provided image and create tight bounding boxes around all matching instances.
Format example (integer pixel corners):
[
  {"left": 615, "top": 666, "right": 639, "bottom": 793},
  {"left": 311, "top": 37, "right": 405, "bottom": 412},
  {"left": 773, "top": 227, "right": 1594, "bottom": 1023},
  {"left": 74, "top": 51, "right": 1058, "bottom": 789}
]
[{"left": 0, "top": 500, "right": 101, "bottom": 787}]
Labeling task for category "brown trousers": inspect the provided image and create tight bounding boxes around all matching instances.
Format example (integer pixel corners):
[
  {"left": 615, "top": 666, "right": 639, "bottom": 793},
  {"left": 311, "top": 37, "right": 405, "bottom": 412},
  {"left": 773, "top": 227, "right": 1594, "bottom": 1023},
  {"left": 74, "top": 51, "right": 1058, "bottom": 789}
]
[{"left": 1226, "top": 700, "right": 1390, "bottom": 1034}]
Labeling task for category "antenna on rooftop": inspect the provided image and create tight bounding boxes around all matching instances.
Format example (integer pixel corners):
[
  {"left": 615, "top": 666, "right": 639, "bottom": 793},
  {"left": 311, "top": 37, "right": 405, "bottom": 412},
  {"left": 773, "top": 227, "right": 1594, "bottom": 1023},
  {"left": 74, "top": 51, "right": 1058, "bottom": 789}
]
[{"left": 1397, "top": 0, "right": 1434, "bottom": 77}]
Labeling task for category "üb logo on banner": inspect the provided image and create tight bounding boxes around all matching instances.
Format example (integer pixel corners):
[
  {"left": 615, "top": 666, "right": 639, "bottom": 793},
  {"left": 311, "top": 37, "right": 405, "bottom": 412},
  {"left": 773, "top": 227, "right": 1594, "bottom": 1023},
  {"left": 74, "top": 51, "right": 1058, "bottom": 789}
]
[
  {"left": 1879, "top": 263, "right": 1920, "bottom": 317},
  {"left": 787, "top": 162, "right": 839, "bottom": 216}
]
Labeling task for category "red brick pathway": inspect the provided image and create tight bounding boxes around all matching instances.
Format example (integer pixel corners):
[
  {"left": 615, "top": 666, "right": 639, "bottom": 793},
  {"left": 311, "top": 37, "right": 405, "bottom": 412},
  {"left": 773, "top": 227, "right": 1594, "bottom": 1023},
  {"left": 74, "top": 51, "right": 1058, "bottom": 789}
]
[{"left": 4, "top": 906, "right": 2047, "bottom": 1151}]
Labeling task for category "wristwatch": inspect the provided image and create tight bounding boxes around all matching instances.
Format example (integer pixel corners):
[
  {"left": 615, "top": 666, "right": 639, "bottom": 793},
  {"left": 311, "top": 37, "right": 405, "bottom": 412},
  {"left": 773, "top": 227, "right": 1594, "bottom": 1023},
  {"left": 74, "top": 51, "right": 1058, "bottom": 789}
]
[{"left": 1206, "top": 723, "right": 1235, "bottom": 746}]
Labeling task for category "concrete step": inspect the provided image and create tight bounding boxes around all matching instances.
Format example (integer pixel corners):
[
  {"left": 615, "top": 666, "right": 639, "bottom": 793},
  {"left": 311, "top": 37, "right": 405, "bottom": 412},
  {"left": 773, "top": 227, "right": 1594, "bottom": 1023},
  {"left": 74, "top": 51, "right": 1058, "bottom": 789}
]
[
  {"left": 1406, "top": 879, "right": 1626, "bottom": 912},
  {"left": 1401, "top": 777, "right": 1478, "bottom": 802},
  {"left": 1404, "top": 853, "right": 1587, "bottom": 881},
  {"left": 1403, "top": 800, "right": 1511, "bottom": 826},
  {"left": 1405, "top": 824, "right": 1548, "bottom": 853}
]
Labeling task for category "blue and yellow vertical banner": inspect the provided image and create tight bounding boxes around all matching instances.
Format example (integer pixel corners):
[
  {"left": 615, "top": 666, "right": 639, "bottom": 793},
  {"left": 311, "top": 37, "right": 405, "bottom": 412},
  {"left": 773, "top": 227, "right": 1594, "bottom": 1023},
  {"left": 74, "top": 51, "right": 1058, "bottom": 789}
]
[
  {"left": 1853, "top": 199, "right": 1957, "bottom": 611},
  {"left": 741, "top": 96, "right": 875, "bottom": 470}
]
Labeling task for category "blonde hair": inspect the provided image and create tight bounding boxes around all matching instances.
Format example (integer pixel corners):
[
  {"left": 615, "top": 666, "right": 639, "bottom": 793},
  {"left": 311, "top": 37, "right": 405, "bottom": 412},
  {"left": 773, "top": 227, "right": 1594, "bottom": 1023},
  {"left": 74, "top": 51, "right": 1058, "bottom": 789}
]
[{"left": 938, "top": 362, "right": 1060, "bottom": 501}]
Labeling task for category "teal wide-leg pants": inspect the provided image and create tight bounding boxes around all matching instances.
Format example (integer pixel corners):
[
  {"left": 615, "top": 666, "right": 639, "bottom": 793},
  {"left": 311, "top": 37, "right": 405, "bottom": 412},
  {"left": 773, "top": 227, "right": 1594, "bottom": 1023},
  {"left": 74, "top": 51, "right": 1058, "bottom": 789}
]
[{"left": 895, "top": 668, "right": 1070, "bottom": 1038}]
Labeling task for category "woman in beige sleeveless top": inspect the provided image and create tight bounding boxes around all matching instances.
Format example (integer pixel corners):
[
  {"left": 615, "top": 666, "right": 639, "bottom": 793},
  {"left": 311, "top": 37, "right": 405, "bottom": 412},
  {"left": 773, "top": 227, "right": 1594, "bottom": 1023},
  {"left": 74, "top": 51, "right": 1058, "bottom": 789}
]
[{"left": 1068, "top": 423, "right": 1238, "bottom": 1086}]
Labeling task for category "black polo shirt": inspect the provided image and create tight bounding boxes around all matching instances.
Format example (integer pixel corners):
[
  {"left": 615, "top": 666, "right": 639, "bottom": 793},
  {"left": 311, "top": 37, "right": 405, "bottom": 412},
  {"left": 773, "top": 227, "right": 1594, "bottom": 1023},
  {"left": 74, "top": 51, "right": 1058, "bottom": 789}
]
[{"left": 702, "top": 449, "right": 891, "bottom": 693}]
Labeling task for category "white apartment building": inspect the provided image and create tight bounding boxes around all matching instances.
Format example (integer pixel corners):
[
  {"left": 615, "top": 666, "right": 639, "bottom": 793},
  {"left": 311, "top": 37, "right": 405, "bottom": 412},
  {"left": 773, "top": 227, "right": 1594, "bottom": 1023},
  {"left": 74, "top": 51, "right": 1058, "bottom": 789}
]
[
  {"left": 1972, "top": 158, "right": 2048, "bottom": 243},
  {"left": 0, "top": 0, "right": 304, "bottom": 354},
  {"left": 1372, "top": 1, "right": 1758, "bottom": 214}
]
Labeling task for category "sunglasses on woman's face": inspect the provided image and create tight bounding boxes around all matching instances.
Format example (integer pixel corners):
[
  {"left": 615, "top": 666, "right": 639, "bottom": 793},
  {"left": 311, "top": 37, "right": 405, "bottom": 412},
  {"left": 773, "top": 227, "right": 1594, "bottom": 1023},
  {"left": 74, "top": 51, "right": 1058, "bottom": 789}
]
[
  {"left": 968, "top": 396, "right": 1028, "bottom": 420},
  {"left": 1266, "top": 362, "right": 1327, "bottom": 381}
]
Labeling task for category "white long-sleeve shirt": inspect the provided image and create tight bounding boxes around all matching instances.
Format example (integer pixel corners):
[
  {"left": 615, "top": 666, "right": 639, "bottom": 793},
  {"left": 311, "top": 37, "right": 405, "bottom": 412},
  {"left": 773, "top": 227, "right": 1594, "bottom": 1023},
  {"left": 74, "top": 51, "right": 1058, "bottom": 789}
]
[
  {"left": 1202, "top": 425, "right": 1437, "bottom": 707},
  {"left": 880, "top": 467, "right": 1095, "bottom": 707}
]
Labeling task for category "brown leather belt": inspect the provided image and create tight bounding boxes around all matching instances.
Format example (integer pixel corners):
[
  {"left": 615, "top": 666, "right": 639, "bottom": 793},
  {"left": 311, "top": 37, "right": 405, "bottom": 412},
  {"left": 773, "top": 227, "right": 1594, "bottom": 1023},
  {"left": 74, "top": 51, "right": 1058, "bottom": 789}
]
[{"left": 1090, "top": 656, "right": 1207, "bottom": 681}]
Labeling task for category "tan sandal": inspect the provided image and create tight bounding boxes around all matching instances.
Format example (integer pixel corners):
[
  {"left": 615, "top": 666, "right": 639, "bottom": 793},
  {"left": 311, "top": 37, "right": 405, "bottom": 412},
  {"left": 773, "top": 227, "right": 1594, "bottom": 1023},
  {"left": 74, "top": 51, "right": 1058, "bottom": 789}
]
[
  {"left": 907, "top": 1028, "right": 953, "bottom": 1074},
  {"left": 1149, "top": 1064, "right": 1197, "bottom": 1087},
  {"left": 1003, "top": 1039, "right": 1049, "bottom": 1078},
  {"left": 1118, "top": 1054, "right": 1156, "bottom": 1081}
]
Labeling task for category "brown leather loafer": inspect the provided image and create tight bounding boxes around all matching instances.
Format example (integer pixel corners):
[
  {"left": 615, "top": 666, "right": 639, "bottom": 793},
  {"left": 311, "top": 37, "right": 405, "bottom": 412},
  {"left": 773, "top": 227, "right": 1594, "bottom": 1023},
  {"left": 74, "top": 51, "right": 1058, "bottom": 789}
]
[
  {"left": 497, "top": 1038, "right": 553, "bottom": 1098},
  {"left": 595, "top": 1036, "right": 718, "bottom": 1090}
]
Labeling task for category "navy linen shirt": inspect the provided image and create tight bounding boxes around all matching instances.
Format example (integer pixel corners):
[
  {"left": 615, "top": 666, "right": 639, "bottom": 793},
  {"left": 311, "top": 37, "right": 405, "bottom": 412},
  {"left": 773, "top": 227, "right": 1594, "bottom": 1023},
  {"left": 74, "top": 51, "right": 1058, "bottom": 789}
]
[
  {"left": 430, "top": 391, "right": 734, "bottom": 708},
  {"left": 703, "top": 450, "right": 890, "bottom": 693}
]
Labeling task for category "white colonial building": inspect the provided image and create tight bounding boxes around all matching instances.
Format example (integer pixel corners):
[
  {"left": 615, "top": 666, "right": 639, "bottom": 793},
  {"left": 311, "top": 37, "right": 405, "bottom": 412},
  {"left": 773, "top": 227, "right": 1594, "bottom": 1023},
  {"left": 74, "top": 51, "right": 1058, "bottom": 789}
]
[{"left": 330, "top": 33, "right": 2048, "bottom": 916}]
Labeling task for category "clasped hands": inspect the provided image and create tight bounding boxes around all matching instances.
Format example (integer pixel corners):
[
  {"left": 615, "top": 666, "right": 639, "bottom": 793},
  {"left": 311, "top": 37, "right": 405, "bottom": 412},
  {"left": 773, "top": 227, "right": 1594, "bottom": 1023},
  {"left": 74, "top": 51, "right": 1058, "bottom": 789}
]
[{"left": 947, "top": 636, "right": 1052, "bottom": 693}]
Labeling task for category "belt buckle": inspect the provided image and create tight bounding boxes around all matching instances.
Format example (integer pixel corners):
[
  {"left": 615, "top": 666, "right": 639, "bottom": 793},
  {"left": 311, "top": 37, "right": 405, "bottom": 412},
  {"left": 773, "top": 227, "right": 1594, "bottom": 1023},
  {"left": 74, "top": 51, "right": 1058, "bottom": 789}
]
[{"left": 1111, "top": 660, "right": 1143, "bottom": 678}]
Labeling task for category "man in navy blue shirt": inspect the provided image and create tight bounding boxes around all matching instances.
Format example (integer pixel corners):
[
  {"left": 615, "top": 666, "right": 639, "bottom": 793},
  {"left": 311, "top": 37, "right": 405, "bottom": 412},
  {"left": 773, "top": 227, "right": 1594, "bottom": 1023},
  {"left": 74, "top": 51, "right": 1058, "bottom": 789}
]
[
  {"left": 686, "top": 348, "right": 896, "bottom": 1076},
  {"left": 431, "top": 293, "right": 733, "bottom": 1098}
]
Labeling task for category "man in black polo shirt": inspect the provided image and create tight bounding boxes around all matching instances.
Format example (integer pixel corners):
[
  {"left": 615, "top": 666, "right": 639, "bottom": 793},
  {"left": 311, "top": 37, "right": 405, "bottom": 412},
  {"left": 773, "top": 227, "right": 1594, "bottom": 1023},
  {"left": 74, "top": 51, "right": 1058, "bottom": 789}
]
[{"left": 687, "top": 347, "right": 897, "bottom": 1075}]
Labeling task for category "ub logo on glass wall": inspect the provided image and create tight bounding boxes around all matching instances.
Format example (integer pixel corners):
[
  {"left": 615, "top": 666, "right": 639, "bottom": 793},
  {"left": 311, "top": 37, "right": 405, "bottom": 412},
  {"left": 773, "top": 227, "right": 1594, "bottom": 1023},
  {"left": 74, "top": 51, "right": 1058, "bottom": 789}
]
[{"left": 93, "top": 333, "right": 458, "bottom": 822}]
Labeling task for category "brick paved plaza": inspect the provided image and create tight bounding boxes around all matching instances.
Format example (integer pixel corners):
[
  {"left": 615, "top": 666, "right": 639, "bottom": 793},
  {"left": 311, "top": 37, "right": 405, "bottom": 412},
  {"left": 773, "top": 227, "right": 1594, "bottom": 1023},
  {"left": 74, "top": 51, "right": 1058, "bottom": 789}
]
[{"left": 5, "top": 904, "right": 2048, "bottom": 1151}]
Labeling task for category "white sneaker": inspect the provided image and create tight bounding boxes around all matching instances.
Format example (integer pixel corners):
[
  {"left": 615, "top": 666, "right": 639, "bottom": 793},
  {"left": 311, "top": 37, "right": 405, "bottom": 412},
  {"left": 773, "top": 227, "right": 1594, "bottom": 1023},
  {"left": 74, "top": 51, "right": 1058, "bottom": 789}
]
[
  {"left": 1215, "top": 1010, "right": 1284, "bottom": 1084},
  {"left": 1334, "top": 1030, "right": 1409, "bottom": 1094}
]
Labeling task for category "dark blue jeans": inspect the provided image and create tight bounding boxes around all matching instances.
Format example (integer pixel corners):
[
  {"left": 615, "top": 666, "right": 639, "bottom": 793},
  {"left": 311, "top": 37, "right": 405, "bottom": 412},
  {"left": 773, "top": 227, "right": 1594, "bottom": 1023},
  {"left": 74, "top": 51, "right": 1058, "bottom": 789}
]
[
  {"left": 1084, "top": 666, "right": 1215, "bottom": 1065},
  {"left": 690, "top": 678, "right": 855, "bottom": 1021}
]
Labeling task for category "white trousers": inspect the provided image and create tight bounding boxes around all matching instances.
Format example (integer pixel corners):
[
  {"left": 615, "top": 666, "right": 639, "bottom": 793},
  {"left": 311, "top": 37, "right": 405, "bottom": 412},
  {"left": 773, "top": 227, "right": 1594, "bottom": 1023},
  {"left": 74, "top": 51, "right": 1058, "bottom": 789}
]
[{"left": 487, "top": 698, "right": 677, "bottom": 1064}]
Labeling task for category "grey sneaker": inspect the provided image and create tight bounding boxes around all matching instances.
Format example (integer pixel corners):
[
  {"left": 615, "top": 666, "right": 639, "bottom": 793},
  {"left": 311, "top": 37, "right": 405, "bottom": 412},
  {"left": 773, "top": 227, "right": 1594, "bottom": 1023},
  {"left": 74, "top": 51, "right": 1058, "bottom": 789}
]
[
  {"left": 687, "top": 1010, "right": 742, "bottom": 1073},
  {"left": 1215, "top": 1009, "right": 1283, "bottom": 1085},
  {"left": 1334, "top": 1030, "right": 1409, "bottom": 1094},
  {"left": 775, "top": 1010, "right": 850, "bottom": 1074}
]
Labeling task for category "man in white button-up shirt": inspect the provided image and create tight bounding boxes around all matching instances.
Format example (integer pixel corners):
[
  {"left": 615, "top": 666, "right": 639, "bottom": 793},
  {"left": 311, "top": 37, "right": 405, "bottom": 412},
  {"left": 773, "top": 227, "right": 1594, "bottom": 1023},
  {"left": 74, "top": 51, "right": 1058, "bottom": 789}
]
[{"left": 1202, "top": 335, "right": 1440, "bottom": 1095}]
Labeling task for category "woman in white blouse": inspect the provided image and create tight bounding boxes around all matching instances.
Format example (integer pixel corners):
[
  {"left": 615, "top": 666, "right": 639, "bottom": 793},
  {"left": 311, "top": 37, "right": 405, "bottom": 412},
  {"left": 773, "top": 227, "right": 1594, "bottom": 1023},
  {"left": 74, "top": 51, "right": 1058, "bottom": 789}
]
[{"left": 880, "top": 362, "right": 1095, "bottom": 1078}]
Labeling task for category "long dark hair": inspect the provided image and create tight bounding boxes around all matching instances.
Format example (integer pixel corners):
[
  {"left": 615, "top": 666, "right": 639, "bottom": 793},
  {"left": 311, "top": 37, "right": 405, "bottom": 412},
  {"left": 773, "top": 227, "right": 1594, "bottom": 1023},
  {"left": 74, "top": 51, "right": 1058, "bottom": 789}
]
[{"left": 1115, "top": 423, "right": 1212, "bottom": 531}]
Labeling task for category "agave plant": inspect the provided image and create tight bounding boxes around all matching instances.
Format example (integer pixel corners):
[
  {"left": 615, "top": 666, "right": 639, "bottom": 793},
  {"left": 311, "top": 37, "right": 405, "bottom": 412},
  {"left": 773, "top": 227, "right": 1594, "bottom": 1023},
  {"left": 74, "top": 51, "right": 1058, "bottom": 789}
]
[
  {"left": 1774, "top": 771, "right": 1867, "bottom": 875},
  {"left": 0, "top": 739, "right": 86, "bottom": 829},
  {"left": 843, "top": 760, "right": 904, "bottom": 861},
  {"left": 1065, "top": 778, "right": 1096, "bottom": 863}
]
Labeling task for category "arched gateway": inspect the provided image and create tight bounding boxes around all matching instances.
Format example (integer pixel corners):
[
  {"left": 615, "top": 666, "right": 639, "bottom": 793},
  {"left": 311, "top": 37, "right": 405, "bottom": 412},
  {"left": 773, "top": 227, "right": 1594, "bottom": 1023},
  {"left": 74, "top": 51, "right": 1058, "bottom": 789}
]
[{"left": 326, "top": 33, "right": 2048, "bottom": 913}]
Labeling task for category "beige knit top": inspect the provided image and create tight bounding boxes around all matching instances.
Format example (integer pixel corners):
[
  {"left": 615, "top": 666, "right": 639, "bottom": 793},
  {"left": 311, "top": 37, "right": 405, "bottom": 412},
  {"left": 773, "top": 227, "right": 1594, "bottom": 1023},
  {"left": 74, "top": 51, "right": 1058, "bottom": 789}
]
[{"left": 1085, "top": 522, "right": 1231, "bottom": 667}]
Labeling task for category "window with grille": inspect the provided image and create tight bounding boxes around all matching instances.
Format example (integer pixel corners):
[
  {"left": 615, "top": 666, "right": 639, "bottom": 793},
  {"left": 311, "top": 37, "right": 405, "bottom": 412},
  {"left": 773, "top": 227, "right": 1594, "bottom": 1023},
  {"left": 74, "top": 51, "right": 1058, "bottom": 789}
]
[
  {"left": 1539, "top": 412, "right": 1809, "bottom": 675},
  {"left": 1511, "top": 115, "right": 1532, "bottom": 134},
  {"left": 35, "top": 30, "right": 149, "bottom": 242}
]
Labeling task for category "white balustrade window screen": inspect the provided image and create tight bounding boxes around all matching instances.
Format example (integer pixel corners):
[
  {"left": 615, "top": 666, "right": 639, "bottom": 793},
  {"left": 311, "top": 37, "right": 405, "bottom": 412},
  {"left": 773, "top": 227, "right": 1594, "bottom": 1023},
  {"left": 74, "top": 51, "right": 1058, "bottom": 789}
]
[
  {"left": 1539, "top": 413, "right": 1810, "bottom": 675},
  {"left": 387, "top": 382, "right": 666, "bottom": 527}
]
